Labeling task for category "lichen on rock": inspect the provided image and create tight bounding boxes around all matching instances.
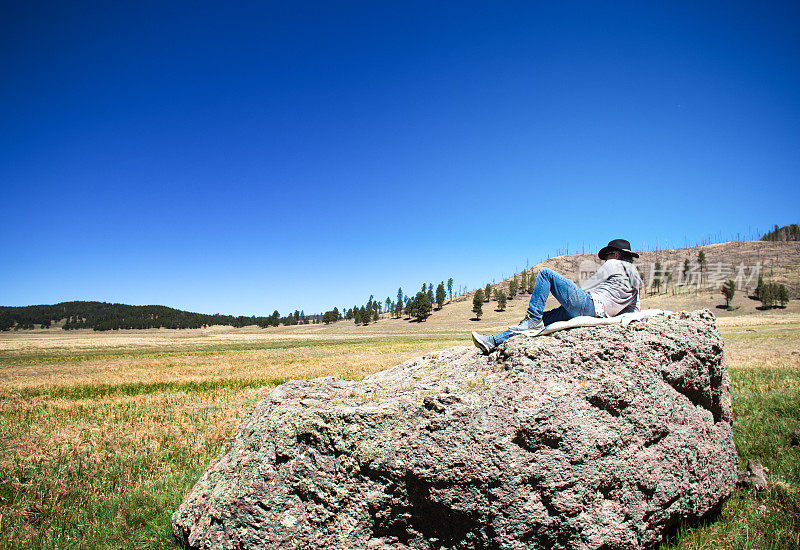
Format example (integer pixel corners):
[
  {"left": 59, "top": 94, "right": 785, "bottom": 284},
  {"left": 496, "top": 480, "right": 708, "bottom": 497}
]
[{"left": 173, "top": 310, "right": 737, "bottom": 550}]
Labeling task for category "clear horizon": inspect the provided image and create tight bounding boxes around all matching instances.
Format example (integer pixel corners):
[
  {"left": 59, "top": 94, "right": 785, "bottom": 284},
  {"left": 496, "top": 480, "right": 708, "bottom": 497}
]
[{"left": 2, "top": 2, "right": 798, "bottom": 315}]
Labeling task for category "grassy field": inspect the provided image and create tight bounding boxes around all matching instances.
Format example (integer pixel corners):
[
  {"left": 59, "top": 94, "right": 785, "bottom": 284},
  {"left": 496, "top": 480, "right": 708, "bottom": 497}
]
[
  {"left": 660, "top": 317, "right": 800, "bottom": 549},
  {"left": 0, "top": 313, "right": 798, "bottom": 549}
]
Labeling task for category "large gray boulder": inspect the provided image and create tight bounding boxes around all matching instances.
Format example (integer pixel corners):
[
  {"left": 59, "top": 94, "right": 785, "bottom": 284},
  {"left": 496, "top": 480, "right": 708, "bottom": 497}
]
[{"left": 173, "top": 310, "right": 737, "bottom": 550}]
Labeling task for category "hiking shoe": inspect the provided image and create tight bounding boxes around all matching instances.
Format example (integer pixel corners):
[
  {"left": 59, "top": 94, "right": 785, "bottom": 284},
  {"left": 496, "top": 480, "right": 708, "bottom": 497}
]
[
  {"left": 508, "top": 317, "right": 545, "bottom": 335},
  {"left": 471, "top": 331, "right": 496, "bottom": 355}
]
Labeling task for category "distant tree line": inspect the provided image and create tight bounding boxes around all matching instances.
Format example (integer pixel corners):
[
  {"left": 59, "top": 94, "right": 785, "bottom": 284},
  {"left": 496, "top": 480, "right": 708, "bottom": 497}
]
[
  {"left": 342, "top": 295, "right": 382, "bottom": 325},
  {"left": 761, "top": 224, "right": 800, "bottom": 242},
  {"left": 318, "top": 278, "right": 456, "bottom": 327},
  {"left": 0, "top": 302, "right": 319, "bottom": 331},
  {"left": 2, "top": 276, "right": 463, "bottom": 331}
]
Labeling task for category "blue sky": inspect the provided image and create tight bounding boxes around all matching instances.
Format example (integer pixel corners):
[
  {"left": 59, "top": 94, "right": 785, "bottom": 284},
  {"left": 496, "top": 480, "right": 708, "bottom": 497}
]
[{"left": 1, "top": 1, "right": 798, "bottom": 315}]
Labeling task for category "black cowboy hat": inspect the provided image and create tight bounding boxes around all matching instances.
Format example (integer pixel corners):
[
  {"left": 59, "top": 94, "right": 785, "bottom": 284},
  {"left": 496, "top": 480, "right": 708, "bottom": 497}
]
[{"left": 598, "top": 239, "right": 639, "bottom": 260}]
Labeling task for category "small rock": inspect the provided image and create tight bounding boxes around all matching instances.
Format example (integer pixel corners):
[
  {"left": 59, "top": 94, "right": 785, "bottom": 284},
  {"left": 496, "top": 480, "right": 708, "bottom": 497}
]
[
  {"left": 739, "top": 459, "right": 769, "bottom": 491},
  {"left": 280, "top": 513, "right": 297, "bottom": 528},
  {"left": 422, "top": 396, "right": 445, "bottom": 413}
]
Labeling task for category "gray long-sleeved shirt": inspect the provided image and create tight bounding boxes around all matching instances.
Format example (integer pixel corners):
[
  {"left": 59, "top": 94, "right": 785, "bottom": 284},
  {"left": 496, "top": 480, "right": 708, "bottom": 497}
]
[{"left": 579, "top": 259, "right": 642, "bottom": 317}]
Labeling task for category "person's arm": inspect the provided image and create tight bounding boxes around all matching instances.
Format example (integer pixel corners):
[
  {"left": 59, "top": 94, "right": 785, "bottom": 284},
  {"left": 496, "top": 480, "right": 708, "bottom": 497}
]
[
  {"left": 633, "top": 289, "right": 640, "bottom": 312},
  {"left": 580, "top": 260, "right": 615, "bottom": 291}
]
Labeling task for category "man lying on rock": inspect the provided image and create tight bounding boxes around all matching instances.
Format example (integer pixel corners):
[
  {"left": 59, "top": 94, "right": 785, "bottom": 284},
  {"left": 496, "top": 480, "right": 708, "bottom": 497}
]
[{"left": 472, "top": 238, "right": 643, "bottom": 355}]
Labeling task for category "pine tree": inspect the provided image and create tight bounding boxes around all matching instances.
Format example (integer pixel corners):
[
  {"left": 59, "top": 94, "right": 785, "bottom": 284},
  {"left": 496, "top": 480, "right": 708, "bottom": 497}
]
[
  {"left": 777, "top": 284, "right": 789, "bottom": 307},
  {"left": 396, "top": 288, "right": 404, "bottom": 318},
  {"left": 755, "top": 275, "right": 765, "bottom": 301},
  {"left": 653, "top": 259, "right": 663, "bottom": 294},
  {"left": 484, "top": 284, "right": 491, "bottom": 302},
  {"left": 472, "top": 289, "right": 484, "bottom": 319},
  {"left": 436, "top": 282, "right": 446, "bottom": 310},
  {"left": 427, "top": 283, "right": 434, "bottom": 305},
  {"left": 495, "top": 289, "right": 507, "bottom": 311},
  {"left": 721, "top": 279, "right": 735, "bottom": 309},
  {"left": 447, "top": 278, "right": 454, "bottom": 300},
  {"left": 520, "top": 270, "right": 528, "bottom": 294},
  {"left": 405, "top": 295, "right": 416, "bottom": 320},
  {"left": 759, "top": 284, "right": 774, "bottom": 309},
  {"left": 414, "top": 292, "right": 432, "bottom": 321},
  {"left": 509, "top": 275, "right": 518, "bottom": 300},
  {"left": 527, "top": 273, "right": 535, "bottom": 294},
  {"left": 697, "top": 250, "right": 707, "bottom": 286}
]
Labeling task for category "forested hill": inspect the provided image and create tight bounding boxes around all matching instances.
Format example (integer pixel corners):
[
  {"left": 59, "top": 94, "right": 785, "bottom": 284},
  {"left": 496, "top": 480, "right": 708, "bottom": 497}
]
[
  {"left": 761, "top": 224, "right": 800, "bottom": 242},
  {"left": 0, "top": 301, "right": 300, "bottom": 331}
]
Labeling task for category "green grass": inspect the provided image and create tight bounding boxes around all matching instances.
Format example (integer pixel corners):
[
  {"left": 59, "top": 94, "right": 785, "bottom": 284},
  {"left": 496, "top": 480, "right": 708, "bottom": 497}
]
[
  {"left": 0, "top": 384, "right": 260, "bottom": 550},
  {"left": 0, "top": 335, "right": 461, "bottom": 367},
  {"left": 660, "top": 367, "right": 800, "bottom": 549},
  {"left": 0, "top": 444, "right": 208, "bottom": 549},
  {"left": 6, "top": 378, "right": 292, "bottom": 400}
]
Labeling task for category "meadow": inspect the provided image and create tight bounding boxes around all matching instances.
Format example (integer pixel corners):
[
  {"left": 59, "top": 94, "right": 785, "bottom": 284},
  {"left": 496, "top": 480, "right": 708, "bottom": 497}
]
[{"left": 0, "top": 313, "right": 798, "bottom": 549}]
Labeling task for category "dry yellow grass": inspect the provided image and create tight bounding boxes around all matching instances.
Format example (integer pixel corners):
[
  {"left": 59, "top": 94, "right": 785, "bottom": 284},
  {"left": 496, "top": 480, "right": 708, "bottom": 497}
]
[
  {"left": 0, "top": 308, "right": 798, "bottom": 548},
  {"left": 0, "top": 343, "right": 458, "bottom": 389}
]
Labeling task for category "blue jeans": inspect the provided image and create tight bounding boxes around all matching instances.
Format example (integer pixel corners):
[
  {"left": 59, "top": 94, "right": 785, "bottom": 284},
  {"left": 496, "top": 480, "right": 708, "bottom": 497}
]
[{"left": 493, "top": 268, "right": 595, "bottom": 345}]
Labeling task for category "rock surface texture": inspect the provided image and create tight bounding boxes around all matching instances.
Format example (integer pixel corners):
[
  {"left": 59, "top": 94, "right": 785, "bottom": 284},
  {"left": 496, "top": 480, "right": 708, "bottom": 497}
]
[{"left": 173, "top": 310, "right": 737, "bottom": 550}]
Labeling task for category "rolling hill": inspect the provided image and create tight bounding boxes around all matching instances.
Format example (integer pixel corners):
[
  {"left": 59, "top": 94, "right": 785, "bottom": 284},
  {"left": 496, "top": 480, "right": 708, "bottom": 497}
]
[{"left": 2, "top": 240, "right": 798, "bottom": 333}]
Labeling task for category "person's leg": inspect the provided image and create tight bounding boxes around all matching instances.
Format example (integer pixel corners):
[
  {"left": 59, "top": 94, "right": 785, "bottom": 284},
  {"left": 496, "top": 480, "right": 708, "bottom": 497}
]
[
  {"left": 492, "top": 328, "right": 515, "bottom": 346},
  {"left": 542, "top": 305, "right": 572, "bottom": 325},
  {"left": 526, "top": 268, "right": 595, "bottom": 321},
  {"left": 491, "top": 306, "right": 562, "bottom": 345},
  {"left": 475, "top": 269, "right": 595, "bottom": 353},
  {"left": 492, "top": 305, "right": 572, "bottom": 346}
]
